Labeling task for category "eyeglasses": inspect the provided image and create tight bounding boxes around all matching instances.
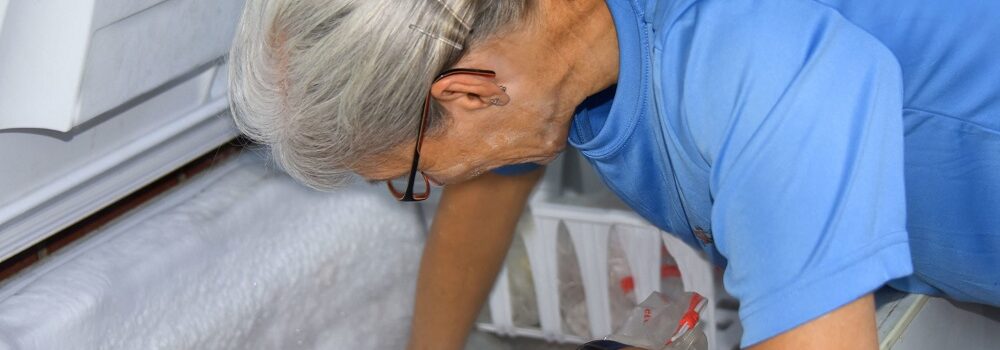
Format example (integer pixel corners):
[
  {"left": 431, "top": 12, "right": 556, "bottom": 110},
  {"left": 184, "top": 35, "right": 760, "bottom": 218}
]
[{"left": 386, "top": 68, "right": 497, "bottom": 202}]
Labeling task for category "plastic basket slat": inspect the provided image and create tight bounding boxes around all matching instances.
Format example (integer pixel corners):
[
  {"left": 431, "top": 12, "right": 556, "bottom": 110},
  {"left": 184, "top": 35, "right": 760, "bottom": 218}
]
[
  {"left": 616, "top": 225, "right": 663, "bottom": 303},
  {"left": 487, "top": 265, "right": 515, "bottom": 335},
  {"left": 564, "top": 221, "right": 613, "bottom": 338},
  {"left": 523, "top": 216, "right": 564, "bottom": 342}
]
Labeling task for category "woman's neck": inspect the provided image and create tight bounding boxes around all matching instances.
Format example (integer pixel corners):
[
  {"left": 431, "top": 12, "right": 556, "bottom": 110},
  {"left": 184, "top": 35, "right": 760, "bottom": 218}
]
[{"left": 531, "top": 0, "right": 620, "bottom": 101}]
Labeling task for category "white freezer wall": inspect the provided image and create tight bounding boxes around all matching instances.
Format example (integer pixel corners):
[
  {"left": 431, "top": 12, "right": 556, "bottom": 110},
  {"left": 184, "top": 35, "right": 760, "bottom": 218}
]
[
  {"left": 0, "top": 0, "right": 246, "bottom": 130},
  {"left": 0, "top": 2, "right": 8, "bottom": 37},
  {"left": 0, "top": 0, "right": 246, "bottom": 261}
]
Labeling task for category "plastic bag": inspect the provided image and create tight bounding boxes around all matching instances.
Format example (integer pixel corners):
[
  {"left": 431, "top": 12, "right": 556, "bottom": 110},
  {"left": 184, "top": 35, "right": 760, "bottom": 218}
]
[
  {"left": 559, "top": 231, "right": 646, "bottom": 337},
  {"left": 664, "top": 295, "right": 708, "bottom": 350},
  {"left": 604, "top": 292, "right": 683, "bottom": 349},
  {"left": 558, "top": 232, "right": 690, "bottom": 338},
  {"left": 664, "top": 321, "right": 708, "bottom": 350},
  {"left": 605, "top": 292, "right": 708, "bottom": 350}
]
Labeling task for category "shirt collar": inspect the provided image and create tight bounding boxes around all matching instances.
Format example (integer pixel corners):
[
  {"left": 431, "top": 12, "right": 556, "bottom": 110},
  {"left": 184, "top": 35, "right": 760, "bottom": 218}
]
[{"left": 569, "top": 0, "right": 650, "bottom": 159}]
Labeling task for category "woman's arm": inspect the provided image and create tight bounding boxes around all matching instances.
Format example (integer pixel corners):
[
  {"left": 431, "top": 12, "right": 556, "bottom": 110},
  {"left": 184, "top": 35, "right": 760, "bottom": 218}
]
[{"left": 407, "top": 167, "right": 544, "bottom": 350}]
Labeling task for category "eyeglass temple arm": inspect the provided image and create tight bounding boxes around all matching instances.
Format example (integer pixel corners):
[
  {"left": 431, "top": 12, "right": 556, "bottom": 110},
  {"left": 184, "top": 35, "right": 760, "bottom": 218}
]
[{"left": 401, "top": 92, "right": 435, "bottom": 201}]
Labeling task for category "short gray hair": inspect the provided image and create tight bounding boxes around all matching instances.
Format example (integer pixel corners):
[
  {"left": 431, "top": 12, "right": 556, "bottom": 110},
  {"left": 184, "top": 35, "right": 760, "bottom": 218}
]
[{"left": 228, "top": 0, "right": 533, "bottom": 190}]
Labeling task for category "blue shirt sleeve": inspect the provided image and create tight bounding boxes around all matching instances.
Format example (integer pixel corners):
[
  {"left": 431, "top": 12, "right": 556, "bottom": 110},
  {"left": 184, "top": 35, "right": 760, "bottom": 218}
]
[{"left": 673, "top": 0, "right": 914, "bottom": 345}]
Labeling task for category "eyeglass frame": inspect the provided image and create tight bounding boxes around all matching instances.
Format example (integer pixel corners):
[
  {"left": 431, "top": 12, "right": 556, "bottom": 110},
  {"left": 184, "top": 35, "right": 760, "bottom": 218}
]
[{"left": 386, "top": 68, "right": 498, "bottom": 202}]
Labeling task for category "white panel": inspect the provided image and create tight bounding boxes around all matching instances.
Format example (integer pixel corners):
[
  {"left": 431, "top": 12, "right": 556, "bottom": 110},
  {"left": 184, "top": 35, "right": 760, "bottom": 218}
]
[
  {"left": 91, "top": 0, "right": 170, "bottom": 29},
  {"left": 523, "top": 217, "right": 564, "bottom": 342},
  {"left": 0, "top": 0, "right": 96, "bottom": 131},
  {"left": 0, "top": 66, "right": 238, "bottom": 262},
  {"left": 0, "top": 68, "right": 210, "bottom": 209},
  {"left": 0, "top": 0, "right": 9, "bottom": 35},
  {"left": 488, "top": 266, "right": 516, "bottom": 335},
  {"left": 891, "top": 298, "right": 1000, "bottom": 350},
  {"left": 0, "top": 0, "right": 245, "bottom": 259},
  {"left": 0, "top": 0, "right": 245, "bottom": 131},
  {"left": 615, "top": 225, "right": 662, "bottom": 305},
  {"left": 77, "top": 0, "right": 245, "bottom": 124},
  {"left": 877, "top": 293, "right": 928, "bottom": 349},
  {"left": 565, "top": 221, "right": 613, "bottom": 338}
]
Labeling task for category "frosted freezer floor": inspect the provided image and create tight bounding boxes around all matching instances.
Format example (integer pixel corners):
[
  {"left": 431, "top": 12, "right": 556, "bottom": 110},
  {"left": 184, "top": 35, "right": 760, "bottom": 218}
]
[{"left": 0, "top": 154, "right": 427, "bottom": 349}]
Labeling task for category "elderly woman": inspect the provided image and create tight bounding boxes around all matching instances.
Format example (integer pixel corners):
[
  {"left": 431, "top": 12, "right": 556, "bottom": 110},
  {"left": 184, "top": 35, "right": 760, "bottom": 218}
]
[{"left": 229, "top": 0, "right": 1000, "bottom": 349}]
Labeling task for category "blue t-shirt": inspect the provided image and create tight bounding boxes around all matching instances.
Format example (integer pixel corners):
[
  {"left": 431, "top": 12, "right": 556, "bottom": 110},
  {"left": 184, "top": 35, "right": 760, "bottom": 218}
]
[{"left": 497, "top": 0, "right": 1000, "bottom": 346}]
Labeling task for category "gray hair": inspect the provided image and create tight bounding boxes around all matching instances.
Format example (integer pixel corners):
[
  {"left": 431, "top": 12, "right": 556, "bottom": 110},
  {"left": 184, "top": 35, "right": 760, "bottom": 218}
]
[{"left": 228, "top": 0, "right": 533, "bottom": 190}]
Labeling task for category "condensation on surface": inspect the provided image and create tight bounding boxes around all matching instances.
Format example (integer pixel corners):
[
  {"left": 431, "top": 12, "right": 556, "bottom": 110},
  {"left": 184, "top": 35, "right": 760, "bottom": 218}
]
[{"left": 0, "top": 155, "right": 425, "bottom": 350}]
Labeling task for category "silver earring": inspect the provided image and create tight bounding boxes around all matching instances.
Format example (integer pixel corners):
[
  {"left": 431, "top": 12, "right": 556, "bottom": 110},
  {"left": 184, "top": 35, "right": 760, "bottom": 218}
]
[
  {"left": 489, "top": 97, "right": 501, "bottom": 106},
  {"left": 499, "top": 85, "right": 507, "bottom": 92}
]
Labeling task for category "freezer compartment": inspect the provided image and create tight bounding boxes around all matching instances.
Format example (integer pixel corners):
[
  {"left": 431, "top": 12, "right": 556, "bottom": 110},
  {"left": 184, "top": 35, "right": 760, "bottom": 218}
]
[{"left": 0, "top": 154, "right": 425, "bottom": 349}]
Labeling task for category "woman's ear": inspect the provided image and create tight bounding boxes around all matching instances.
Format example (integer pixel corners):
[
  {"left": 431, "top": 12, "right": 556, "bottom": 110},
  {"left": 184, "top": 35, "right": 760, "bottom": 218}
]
[{"left": 430, "top": 73, "right": 510, "bottom": 112}]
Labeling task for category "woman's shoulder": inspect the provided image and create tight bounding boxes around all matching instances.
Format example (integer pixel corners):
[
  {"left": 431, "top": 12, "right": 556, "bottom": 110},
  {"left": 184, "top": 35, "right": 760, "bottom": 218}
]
[
  {"left": 648, "top": 0, "right": 904, "bottom": 169},
  {"left": 651, "top": 0, "right": 900, "bottom": 110},
  {"left": 648, "top": 0, "right": 893, "bottom": 55}
]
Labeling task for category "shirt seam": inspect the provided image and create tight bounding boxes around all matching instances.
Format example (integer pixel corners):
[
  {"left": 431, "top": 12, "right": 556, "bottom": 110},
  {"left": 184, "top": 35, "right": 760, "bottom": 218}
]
[
  {"left": 810, "top": 0, "right": 905, "bottom": 81},
  {"left": 903, "top": 107, "right": 1000, "bottom": 135}
]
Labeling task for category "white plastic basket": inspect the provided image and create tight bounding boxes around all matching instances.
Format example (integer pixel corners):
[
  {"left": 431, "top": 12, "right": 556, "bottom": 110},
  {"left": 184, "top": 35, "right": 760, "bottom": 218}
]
[{"left": 478, "top": 151, "right": 741, "bottom": 349}]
